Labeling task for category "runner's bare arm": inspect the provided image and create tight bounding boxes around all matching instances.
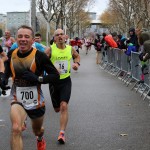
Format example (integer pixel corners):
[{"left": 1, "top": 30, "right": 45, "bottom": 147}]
[
  {"left": 0, "top": 51, "right": 8, "bottom": 62},
  {"left": 72, "top": 47, "right": 80, "bottom": 63},
  {"left": 0, "top": 58, "right": 5, "bottom": 72},
  {"left": 45, "top": 47, "right": 51, "bottom": 58},
  {"left": 10, "top": 37, "right": 15, "bottom": 43}
]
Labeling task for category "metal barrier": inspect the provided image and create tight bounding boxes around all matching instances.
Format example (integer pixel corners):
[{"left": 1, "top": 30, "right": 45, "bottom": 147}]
[
  {"left": 101, "top": 47, "right": 108, "bottom": 65},
  {"left": 114, "top": 48, "right": 122, "bottom": 75},
  {"left": 100, "top": 48, "right": 150, "bottom": 100},
  {"left": 130, "top": 52, "right": 142, "bottom": 91},
  {"left": 105, "top": 47, "right": 113, "bottom": 69},
  {"left": 131, "top": 52, "right": 141, "bottom": 81}
]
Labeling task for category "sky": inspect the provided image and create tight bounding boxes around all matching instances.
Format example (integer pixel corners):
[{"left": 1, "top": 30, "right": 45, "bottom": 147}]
[
  {"left": 0, "top": 0, "right": 109, "bottom": 16},
  {"left": 0, "top": 0, "right": 30, "bottom": 14},
  {"left": 90, "top": 0, "right": 109, "bottom": 16}
]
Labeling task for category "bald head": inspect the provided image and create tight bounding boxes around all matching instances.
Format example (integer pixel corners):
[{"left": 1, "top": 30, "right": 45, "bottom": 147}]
[
  {"left": 54, "top": 28, "right": 66, "bottom": 45},
  {"left": 54, "top": 29, "right": 64, "bottom": 36}
]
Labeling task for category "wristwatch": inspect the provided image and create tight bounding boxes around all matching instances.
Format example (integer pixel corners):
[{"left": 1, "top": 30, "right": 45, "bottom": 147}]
[
  {"left": 75, "top": 62, "right": 80, "bottom": 66},
  {"left": 38, "top": 76, "right": 43, "bottom": 82}
]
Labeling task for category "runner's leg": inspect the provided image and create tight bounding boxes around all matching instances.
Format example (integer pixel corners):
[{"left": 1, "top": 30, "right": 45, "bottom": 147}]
[{"left": 10, "top": 104, "right": 27, "bottom": 150}]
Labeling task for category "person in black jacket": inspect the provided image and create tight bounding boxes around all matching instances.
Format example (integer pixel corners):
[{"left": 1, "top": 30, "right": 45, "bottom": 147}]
[
  {"left": 94, "top": 34, "right": 101, "bottom": 64},
  {"left": 127, "top": 28, "right": 139, "bottom": 51},
  {"left": 117, "top": 34, "right": 127, "bottom": 50}
]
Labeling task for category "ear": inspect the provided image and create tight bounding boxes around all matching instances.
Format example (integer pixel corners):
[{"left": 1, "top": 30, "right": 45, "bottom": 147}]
[{"left": 31, "top": 38, "right": 34, "bottom": 45}]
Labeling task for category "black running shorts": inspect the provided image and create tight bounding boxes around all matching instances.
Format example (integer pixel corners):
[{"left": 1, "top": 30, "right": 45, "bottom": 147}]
[
  {"left": 49, "top": 76, "right": 72, "bottom": 109},
  {"left": 11, "top": 102, "right": 45, "bottom": 119}
]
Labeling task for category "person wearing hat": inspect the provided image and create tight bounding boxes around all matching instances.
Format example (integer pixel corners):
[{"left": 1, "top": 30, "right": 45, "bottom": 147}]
[{"left": 127, "top": 27, "right": 139, "bottom": 51}]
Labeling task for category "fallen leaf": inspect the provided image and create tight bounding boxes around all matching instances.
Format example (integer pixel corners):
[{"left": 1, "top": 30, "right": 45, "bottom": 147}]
[
  {"left": 127, "top": 104, "right": 131, "bottom": 106},
  {"left": 120, "top": 133, "right": 128, "bottom": 136}
]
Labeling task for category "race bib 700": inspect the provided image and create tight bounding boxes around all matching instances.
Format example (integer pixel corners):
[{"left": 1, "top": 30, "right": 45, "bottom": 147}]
[{"left": 16, "top": 86, "right": 38, "bottom": 108}]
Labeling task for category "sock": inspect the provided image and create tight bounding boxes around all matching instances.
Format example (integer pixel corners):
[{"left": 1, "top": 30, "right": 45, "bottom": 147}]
[
  {"left": 37, "top": 136, "right": 43, "bottom": 141},
  {"left": 60, "top": 130, "right": 65, "bottom": 134}
]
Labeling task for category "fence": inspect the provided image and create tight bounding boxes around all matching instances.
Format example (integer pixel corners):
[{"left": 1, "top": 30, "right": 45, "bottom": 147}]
[{"left": 100, "top": 47, "right": 150, "bottom": 100}]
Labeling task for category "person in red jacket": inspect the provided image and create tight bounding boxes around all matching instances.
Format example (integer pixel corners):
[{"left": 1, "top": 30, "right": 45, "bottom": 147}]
[
  {"left": 70, "top": 37, "right": 82, "bottom": 54},
  {"left": 102, "top": 33, "right": 118, "bottom": 48}
]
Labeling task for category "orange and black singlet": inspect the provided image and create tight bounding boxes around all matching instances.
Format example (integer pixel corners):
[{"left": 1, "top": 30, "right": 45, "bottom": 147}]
[{"left": 5, "top": 48, "right": 59, "bottom": 110}]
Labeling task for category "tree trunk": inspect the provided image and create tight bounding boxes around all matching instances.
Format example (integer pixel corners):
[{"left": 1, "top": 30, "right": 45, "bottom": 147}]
[{"left": 46, "top": 22, "right": 50, "bottom": 46}]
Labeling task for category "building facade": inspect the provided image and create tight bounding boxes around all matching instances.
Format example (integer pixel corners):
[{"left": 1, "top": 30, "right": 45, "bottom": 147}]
[
  {"left": 6, "top": 12, "right": 30, "bottom": 36},
  {"left": 85, "top": 12, "right": 109, "bottom": 37},
  {"left": 0, "top": 14, "right": 7, "bottom": 24}
]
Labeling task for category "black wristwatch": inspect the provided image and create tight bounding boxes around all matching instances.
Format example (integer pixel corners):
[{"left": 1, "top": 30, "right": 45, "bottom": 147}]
[{"left": 76, "top": 62, "right": 80, "bottom": 66}]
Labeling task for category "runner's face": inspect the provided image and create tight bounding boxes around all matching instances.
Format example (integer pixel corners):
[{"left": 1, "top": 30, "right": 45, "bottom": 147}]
[
  {"left": 54, "top": 30, "right": 65, "bottom": 44},
  {"left": 17, "top": 28, "right": 34, "bottom": 53},
  {"left": 34, "top": 36, "right": 42, "bottom": 43},
  {"left": 5, "top": 31, "right": 10, "bottom": 39}
]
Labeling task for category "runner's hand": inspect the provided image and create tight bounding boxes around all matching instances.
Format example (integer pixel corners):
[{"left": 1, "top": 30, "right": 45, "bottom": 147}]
[
  {"left": 0, "top": 72, "right": 10, "bottom": 94},
  {"left": 0, "top": 72, "right": 7, "bottom": 89},
  {"left": 72, "top": 63, "right": 79, "bottom": 71},
  {"left": 22, "top": 71, "right": 38, "bottom": 83}
]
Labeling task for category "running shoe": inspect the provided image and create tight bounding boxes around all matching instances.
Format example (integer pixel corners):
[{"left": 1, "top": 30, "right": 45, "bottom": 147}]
[
  {"left": 37, "top": 137, "right": 46, "bottom": 150},
  {"left": 58, "top": 132, "right": 65, "bottom": 144}
]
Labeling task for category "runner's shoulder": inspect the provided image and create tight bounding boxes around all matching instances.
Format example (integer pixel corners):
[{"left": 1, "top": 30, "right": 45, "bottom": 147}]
[{"left": 35, "top": 50, "right": 49, "bottom": 62}]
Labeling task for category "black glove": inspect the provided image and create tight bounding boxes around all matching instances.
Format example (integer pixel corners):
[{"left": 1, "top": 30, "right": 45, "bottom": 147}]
[
  {"left": 1, "top": 86, "right": 10, "bottom": 95},
  {"left": 0, "top": 72, "right": 7, "bottom": 89},
  {"left": 0, "top": 72, "right": 5, "bottom": 82},
  {"left": 0, "top": 72, "right": 10, "bottom": 95},
  {"left": 22, "top": 71, "right": 38, "bottom": 83}
]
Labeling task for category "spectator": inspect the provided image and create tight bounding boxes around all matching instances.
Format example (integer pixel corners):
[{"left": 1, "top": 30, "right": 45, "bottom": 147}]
[
  {"left": 117, "top": 34, "right": 127, "bottom": 50},
  {"left": 124, "top": 43, "right": 136, "bottom": 56},
  {"left": 102, "top": 33, "right": 118, "bottom": 48},
  {"left": 94, "top": 34, "right": 102, "bottom": 64},
  {"left": 127, "top": 27, "right": 139, "bottom": 51},
  {"left": 1, "top": 30, "right": 15, "bottom": 53}
]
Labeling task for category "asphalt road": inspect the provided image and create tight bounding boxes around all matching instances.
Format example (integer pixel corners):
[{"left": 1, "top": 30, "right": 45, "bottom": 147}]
[{"left": 1, "top": 46, "right": 150, "bottom": 150}]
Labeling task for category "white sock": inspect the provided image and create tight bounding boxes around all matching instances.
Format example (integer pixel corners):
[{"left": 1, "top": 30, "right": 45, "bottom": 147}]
[{"left": 60, "top": 130, "right": 65, "bottom": 134}]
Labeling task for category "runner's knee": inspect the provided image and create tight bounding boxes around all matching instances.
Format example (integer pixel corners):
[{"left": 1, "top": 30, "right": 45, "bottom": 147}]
[
  {"left": 60, "top": 102, "right": 68, "bottom": 112},
  {"left": 12, "top": 123, "right": 22, "bottom": 135}
]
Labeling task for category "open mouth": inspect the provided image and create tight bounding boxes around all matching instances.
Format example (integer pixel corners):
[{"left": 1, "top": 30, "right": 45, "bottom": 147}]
[
  {"left": 58, "top": 37, "right": 63, "bottom": 42},
  {"left": 19, "top": 43, "right": 27, "bottom": 49}
]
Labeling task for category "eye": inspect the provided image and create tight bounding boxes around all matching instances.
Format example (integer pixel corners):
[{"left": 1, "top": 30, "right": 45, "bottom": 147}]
[
  {"left": 55, "top": 33, "right": 64, "bottom": 36},
  {"left": 25, "top": 35, "right": 30, "bottom": 38},
  {"left": 18, "top": 35, "right": 23, "bottom": 38}
]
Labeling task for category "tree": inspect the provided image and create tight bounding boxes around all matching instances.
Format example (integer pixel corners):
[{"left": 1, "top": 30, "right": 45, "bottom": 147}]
[
  {"left": 36, "top": 0, "right": 59, "bottom": 46},
  {"left": 99, "top": 0, "right": 150, "bottom": 35},
  {"left": 0, "top": 23, "right": 5, "bottom": 36},
  {"left": 36, "top": 0, "right": 94, "bottom": 44}
]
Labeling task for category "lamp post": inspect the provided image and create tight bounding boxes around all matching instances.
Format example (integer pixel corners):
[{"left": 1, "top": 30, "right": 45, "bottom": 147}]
[
  {"left": 64, "top": 0, "right": 67, "bottom": 35},
  {"left": 30, "top": 0, "right": 36, "bottom": 32}
]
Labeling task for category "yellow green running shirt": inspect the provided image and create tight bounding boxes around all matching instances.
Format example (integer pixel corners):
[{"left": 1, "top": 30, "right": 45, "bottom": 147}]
[{"left": 50, "top": 45, "right": 72, "bottom": 79}]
